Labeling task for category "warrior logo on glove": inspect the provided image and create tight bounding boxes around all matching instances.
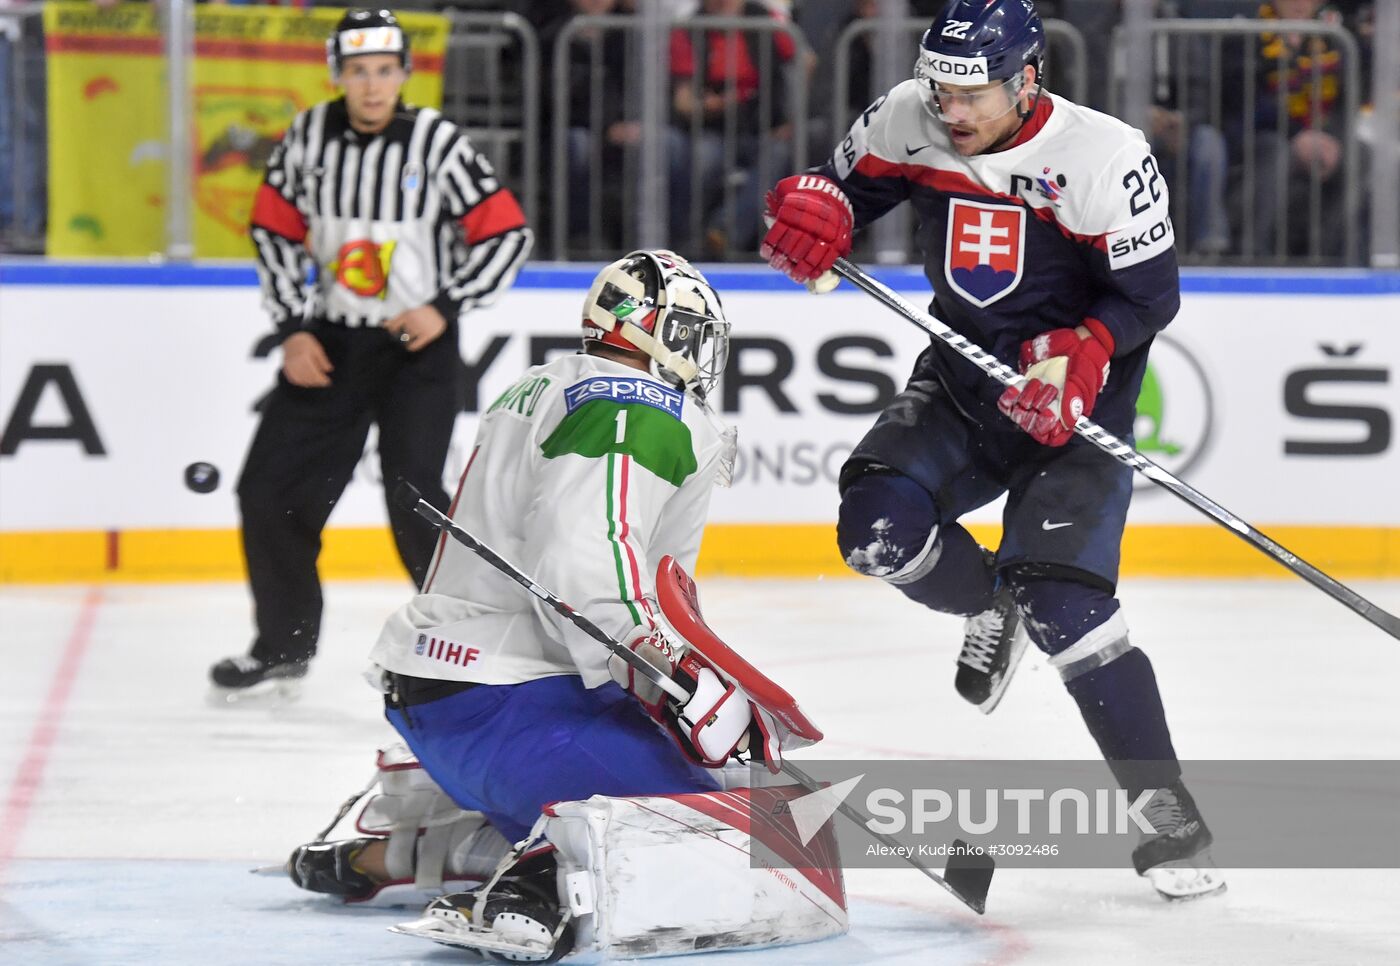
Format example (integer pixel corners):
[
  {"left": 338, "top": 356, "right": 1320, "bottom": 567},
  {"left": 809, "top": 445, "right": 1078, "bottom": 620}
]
[{"left": 760, "top": 175, "right": 854, "bottom": 287}]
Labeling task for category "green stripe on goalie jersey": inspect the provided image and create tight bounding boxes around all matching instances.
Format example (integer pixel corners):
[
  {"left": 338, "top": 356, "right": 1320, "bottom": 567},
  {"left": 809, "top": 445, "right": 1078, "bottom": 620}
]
[{"left": 541, "top": 401, "right": 698, "bottom": 487}]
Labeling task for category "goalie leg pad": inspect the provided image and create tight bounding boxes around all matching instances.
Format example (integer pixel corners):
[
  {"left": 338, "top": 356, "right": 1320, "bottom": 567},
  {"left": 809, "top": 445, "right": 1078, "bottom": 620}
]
[
  {"left": 354, "top": 743, "right": 491, "bottom": 893},
  {"left": 297, "top": 743, "right": 509, "bottom": 907},
  {"left": 545, "top": 788, "right": 848, "bottom": 959}
]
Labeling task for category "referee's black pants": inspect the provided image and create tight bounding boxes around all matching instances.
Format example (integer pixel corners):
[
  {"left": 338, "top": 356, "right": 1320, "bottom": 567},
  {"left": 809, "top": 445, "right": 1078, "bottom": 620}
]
[{"left": 237, "top": 322, "right": 458, "bottom": 666}]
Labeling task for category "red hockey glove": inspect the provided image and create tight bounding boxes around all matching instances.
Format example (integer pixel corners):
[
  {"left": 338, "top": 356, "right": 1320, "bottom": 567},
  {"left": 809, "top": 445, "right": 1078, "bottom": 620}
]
[
  {"left": 997, "top": 318, "right": 1115, "bottom": 447},
  {"left": 760, "top": 174, "right": 854, "bottom": 286},
  {"left": 607, "top": 627, "right": 678, "bottom": 718}
]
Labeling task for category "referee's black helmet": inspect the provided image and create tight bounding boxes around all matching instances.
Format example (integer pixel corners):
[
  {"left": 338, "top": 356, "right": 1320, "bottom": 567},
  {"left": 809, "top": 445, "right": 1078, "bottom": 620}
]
[{"left": 326, "top": 9, "right": 411, "bottom": 82}]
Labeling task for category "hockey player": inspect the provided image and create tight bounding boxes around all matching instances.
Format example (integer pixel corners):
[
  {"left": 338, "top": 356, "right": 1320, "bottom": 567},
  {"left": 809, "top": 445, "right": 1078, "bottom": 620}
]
[
  {"left": 760, "top": 0, "right": 1223, "bottom": 900},
  {"left": 286, "top": 252, "right": 847, "bottom": 958}
]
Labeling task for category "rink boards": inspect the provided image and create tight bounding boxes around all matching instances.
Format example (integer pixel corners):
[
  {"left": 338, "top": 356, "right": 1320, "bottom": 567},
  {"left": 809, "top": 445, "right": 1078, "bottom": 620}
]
[{"left": 1, "top": 262, "right": 1397, "bottom": 582}]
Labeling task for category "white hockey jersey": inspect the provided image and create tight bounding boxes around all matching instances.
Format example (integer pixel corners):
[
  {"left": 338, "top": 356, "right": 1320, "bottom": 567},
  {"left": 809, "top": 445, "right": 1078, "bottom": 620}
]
[{"left": 369, "top": 353, "right": 730, "bottom": 688}]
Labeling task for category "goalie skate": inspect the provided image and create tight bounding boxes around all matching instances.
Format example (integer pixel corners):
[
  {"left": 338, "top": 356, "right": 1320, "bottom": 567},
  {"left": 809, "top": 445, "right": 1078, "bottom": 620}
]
[
  {"left": 1133, "top": 780, "right": 1227, "bottom": 902},
  {"left": 390, "top": 881, "right": 575, "bottom": 963},
  {"left": 955, "top": 584, "right": 1028, "bottom": 714}
]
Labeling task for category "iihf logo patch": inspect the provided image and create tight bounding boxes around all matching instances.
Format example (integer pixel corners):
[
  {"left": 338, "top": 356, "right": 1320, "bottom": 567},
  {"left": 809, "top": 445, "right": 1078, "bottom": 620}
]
[
  {"left": 401, "top": 162, "right": 422, "bottom": 193},
  {"left": 415, "top": 633, "right": 428, "bottom": 655},
  {"left": 944, "top": 198, "right": 1025, "bottom": 308}
]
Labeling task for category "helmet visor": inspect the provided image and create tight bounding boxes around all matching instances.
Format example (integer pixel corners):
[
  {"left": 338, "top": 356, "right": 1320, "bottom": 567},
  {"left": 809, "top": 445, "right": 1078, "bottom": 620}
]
[{"left": 916, "top": 72, "right": 1026, "bottom": 124}]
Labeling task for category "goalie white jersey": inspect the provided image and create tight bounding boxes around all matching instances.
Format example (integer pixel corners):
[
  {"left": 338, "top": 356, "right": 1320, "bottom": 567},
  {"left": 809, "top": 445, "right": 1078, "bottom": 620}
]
[{"left": 370, "top": 353, "right": 730, "bottom": 687}]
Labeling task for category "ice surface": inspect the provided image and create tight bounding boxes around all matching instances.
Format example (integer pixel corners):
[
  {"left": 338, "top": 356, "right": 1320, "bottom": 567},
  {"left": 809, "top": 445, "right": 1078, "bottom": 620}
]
[{"left": 2, "top": 578, "right": 1397, "bottom": 964}]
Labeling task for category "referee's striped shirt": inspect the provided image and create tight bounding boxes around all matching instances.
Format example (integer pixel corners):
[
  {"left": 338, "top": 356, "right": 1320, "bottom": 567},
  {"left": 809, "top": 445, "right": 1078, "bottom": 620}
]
[{"left": 250, "top": 98, "right": 532, "bottom": 334}]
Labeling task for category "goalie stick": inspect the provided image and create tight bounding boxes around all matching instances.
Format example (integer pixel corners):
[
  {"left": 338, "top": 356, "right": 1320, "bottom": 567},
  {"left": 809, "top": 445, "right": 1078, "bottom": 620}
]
[
  {"left": 394, "top": 481, "right": 996, "bottom": 915},
  {"left": 832, "top": 257, "right": 1400, "bottom": 643}
]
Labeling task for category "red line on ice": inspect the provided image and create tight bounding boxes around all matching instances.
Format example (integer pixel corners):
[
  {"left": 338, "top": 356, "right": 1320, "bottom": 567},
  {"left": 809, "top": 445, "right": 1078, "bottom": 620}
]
[{"left": 0, "top": 587, "right": 103, "bottom": 881}]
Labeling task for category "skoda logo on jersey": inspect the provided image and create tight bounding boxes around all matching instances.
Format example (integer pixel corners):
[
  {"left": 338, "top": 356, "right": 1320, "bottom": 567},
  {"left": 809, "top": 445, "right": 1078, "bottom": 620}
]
[
  {"left": 1132, "top": 334, "right": 1214, "bottom": 492},
  {"left": 944, "top": 198, "right": 1025, "bottom": 308}
]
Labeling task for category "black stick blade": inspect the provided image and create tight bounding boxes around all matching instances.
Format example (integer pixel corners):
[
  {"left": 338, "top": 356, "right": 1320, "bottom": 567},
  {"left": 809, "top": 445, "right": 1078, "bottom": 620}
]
[
  {"left": 393, "top": 480, "right": 423, "bottom": 512},
  {"left": 943, "top": 840, "right": 995, "bottom": 915}
]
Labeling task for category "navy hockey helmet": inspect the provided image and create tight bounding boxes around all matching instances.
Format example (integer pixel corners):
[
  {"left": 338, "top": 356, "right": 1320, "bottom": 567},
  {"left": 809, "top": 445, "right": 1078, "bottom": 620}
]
[
  {"left": 326, "top": 9, "right": 411, "bottom": 82},
  {"left": 915, "top": 0, "right": 1045, "bottom": 96},
  {"left": 583, "top": 250, "right": 730, "bottom": 397}
]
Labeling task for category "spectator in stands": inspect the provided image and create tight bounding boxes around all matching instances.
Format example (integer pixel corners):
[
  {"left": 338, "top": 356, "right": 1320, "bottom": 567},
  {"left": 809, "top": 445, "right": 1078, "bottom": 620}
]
[
  {"left": 1231, "top": 0, "right": 1350, "bottom": 257},
  {"left": 840, "top": 0, "right": 891, "bottom": 120},
  {"left": 670, "top": 0, "right": 800, "bottom": 257},
  {"left": 538, "top": 0, "right": 702, "bottom": 255},
  {"left": 0, "top": 0, "right": 48, "bottom": 252},
  {"left": 1143, "top": 1, "right": 1232, "bottom": 255},
  {"left": 540, "top": 0, "right": 632, "bottom": 250}
]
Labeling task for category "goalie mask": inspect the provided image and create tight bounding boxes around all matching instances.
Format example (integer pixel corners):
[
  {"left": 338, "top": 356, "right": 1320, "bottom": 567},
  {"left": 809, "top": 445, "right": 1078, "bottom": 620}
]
[
  {"left": 327, "top": 8, "right": 411, "bottom": 83},
  {"left": 582, "top": 250, "right": 730, "bottom": 398}
]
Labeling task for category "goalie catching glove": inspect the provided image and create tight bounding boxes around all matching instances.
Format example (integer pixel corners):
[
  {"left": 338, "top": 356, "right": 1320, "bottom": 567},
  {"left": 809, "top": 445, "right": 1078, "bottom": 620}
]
[
  {"left": 609, "top": 627, "right": 754, "bottom": 768},
  {"left": 760, "top": 175, "right": 853, "bottom": 293},
  {"left": 997, "top": 318, "right": 1114, "bottom": 447}
]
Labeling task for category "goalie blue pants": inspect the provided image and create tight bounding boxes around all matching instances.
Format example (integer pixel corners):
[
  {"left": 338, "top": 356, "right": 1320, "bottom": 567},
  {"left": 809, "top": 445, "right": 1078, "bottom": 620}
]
[{"left": 386, "top": 675, "right": 719, "bottom": 842}]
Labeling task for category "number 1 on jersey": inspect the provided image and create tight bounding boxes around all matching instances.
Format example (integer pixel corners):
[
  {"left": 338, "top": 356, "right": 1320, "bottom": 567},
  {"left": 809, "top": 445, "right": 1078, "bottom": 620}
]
[{"left": 615, "top": 409, "right": 628, "bottom": 444}]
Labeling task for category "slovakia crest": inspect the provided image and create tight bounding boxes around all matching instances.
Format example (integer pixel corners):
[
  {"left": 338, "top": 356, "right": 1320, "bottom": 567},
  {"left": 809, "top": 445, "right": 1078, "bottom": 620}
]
[{"left": 944, "top": 198, "right": 1025, "bottom": 308}]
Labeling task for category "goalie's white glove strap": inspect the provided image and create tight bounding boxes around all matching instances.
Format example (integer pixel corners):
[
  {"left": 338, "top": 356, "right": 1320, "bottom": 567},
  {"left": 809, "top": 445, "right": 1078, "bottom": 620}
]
[{"left": 678, "top": 667, "right": 752, "bottom": 765}]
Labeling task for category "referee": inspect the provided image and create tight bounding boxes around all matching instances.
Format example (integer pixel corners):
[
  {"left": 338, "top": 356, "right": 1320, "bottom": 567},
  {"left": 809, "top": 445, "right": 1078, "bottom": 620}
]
[{"left": 211, "top": 8, "right": 532, "bottom": 694}]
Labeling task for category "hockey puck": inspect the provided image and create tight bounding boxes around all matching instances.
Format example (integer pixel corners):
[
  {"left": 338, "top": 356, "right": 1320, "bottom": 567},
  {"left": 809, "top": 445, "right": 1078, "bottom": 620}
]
[{"left": 184, "top": 461, "right": 221, "bottom": 494}]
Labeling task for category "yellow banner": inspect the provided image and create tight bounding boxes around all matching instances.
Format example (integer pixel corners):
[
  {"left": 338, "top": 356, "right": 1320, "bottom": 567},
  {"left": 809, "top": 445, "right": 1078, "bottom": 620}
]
[{"left": 45, "top": 3, "right": 448, "bottom": 258}]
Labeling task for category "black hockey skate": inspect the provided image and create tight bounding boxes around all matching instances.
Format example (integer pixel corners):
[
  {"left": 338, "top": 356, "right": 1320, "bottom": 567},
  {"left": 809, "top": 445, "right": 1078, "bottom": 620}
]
[
  {"left": 391, "top": 868, "right": 576, "bottom": 963},
  {"left": 209, "top": 654, "right": 308, "bottom": 703},
  {"left": 955, "top": 583, "right": 1029, "bottom": 714},
  {"left": 1132, "top": 780, "right": 1227, "bottom": 901},
  {"left": 287, "top": 838, "right": 381, "bottom": 900}
]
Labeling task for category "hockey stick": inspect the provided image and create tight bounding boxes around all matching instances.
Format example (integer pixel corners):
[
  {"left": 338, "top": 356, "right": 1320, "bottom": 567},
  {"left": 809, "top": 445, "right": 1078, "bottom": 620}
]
[
  {"left": 395, "top": 481, "right": 995, "bottom": 914},
  {"left": 778, "top": 758, "right": 994, "bottom": 914},
  {"left": 832, "top": 257, "right": 1400, "bottom": 642}
]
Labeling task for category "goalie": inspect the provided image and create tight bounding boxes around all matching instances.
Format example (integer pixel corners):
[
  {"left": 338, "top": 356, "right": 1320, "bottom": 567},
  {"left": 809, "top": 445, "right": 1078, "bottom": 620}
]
[{"left": 285, "top": 251, "right": 846, "bottom": 960}]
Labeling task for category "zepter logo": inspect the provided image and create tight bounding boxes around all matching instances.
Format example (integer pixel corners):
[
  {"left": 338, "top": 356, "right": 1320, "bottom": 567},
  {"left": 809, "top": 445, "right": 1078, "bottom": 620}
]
[{"left": 1132, "top": 333, "right": 1214, "bottom": 491}]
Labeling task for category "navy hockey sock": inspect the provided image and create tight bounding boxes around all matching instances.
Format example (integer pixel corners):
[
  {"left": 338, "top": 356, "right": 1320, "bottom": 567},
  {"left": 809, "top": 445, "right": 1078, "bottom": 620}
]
[
  {"left": 837, "top": 471, "right": 995, "bottom": 616},
  {"left": 1011, "top": 576, "right": 1181, "bottom": 792},
  {"left": 1065, "top": 650, "right": 1181, "bottom": 793}
]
